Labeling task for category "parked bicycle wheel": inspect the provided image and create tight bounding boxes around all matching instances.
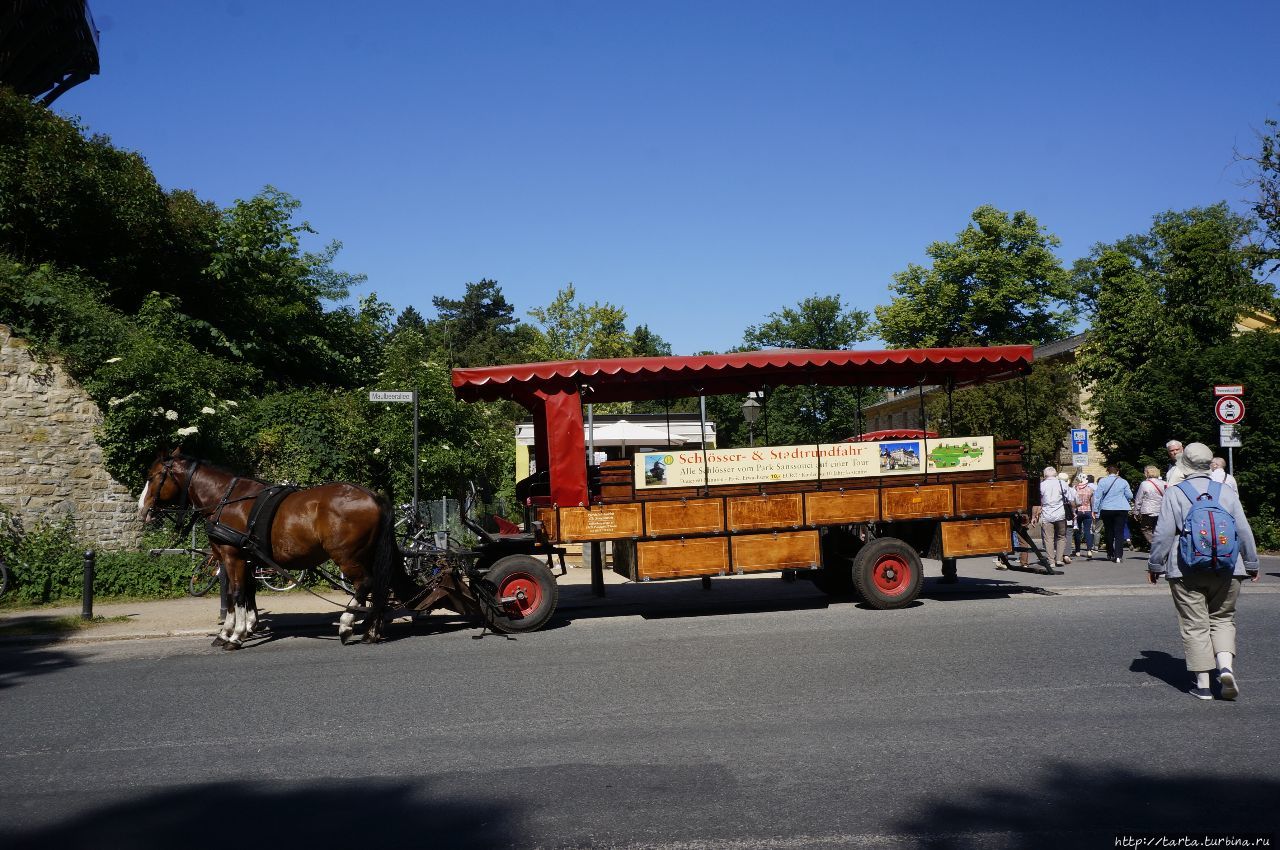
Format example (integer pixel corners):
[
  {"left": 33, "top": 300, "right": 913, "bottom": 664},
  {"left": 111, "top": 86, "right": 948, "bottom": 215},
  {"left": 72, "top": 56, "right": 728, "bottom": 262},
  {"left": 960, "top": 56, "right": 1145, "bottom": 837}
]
[
  {"left": 187, "top": 556, "right": 219, "bottom": 597},
  {"left": 258, "top": 566, "right": 298, "bottom": 592}
]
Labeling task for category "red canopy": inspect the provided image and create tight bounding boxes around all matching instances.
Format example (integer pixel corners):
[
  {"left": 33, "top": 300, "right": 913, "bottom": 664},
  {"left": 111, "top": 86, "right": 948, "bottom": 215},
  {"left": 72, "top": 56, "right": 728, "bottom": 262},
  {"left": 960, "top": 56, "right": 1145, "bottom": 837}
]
[
  {"left": 452, "top": 346, "right": 1033, "bottom": 507},
  {"left": 452, "top": 346, "right": 1033, "bottom": 405},
  {"left": 844, "top": 429, "right": 939, "bottom": 442}
]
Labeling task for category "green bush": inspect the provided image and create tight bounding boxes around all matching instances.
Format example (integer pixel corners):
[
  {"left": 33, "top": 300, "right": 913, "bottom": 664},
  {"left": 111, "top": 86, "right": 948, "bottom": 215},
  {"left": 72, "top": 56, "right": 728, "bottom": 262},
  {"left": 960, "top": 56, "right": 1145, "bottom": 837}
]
[
  {"left": 1, "top": 510, "right": 194, "bottom": 604},
  {"left": 1250, "top": 512, "right": 1280, "bottom": 554}
]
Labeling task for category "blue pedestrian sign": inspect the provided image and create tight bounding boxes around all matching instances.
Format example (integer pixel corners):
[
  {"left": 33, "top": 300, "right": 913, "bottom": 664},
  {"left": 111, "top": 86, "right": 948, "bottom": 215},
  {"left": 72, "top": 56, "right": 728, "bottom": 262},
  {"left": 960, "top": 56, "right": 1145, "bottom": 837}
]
[{"left": 1070, "top": 429, "right": 1088, "bottom": 454}]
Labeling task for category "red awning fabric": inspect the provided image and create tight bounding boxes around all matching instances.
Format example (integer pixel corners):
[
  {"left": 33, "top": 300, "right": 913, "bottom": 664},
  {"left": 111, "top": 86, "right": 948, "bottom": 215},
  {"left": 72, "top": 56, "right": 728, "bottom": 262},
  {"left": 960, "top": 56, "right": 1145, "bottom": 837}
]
[
  {"left": 452, "top": 346, "right": 1033, "bottom": 406},
  {"left": 843, "top": 429, "right": 939, "bottom": 442}
]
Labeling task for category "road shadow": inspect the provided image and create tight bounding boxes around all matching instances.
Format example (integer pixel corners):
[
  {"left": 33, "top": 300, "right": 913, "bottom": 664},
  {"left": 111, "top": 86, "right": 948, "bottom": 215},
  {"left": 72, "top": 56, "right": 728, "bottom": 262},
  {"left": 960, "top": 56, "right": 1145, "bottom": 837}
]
[
  {"left": 0, "top": 777, "right": 522, "bottom": 850},
  {"left": 1130, "top": 649, "right": 1191, "bottom": 691},
  {"left": 0, "top": 641, "right": 80, "bottom": 690},
  {"left": 893, "top": 762, "right": 1279, "bottom": 847}
]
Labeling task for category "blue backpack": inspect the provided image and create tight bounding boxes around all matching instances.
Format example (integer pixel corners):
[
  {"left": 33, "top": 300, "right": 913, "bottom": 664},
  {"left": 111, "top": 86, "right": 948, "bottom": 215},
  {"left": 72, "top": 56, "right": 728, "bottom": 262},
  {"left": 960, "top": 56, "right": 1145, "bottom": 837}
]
[{"left": 1174, "top": 480, "right": 1239, "bottom": 572}]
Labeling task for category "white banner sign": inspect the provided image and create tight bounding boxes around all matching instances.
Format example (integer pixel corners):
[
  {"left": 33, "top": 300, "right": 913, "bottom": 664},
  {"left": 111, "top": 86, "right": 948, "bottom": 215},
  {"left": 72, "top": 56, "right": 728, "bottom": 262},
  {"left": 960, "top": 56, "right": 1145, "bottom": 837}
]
[
  {"left": 635, "top": 436, "right": 995, "bottom": 490},
  {"left": 369, "top": 391, "right": 416, "bottom": 402},
  {"left": 1219, "top": 424, "right": 1242, "bottom": 448}
]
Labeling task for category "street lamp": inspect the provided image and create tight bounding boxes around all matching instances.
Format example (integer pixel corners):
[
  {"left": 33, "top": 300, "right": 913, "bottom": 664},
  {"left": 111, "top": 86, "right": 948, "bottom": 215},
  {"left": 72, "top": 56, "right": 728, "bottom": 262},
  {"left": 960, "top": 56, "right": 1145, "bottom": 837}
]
[{"left": 741, "top": 395, "right": 761, "bottom": 447}]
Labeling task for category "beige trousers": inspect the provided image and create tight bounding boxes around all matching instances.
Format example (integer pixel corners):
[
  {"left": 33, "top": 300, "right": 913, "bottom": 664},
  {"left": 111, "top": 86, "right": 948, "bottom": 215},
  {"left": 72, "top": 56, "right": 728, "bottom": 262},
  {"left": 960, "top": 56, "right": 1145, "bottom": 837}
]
[{"left": 1169, "top": 572, "right": 1241, "bottom": 672}]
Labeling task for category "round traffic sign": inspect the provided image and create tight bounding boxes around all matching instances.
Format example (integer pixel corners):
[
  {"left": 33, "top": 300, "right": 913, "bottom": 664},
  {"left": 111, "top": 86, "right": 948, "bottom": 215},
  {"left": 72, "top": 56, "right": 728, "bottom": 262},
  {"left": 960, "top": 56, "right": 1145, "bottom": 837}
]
[{"left": 1215, "top": 396, "right": 1245, "bottom": 425}]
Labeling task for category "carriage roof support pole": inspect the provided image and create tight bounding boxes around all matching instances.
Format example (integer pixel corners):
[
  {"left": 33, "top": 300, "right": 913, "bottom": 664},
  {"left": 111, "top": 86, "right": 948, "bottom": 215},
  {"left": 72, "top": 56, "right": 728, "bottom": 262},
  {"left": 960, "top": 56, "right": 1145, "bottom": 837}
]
[
  {"left": 413, "top": 390, "right": 420, "bottom": 524},
  {"left": 537, "top": 388, "right": 589, "bottom": 507}
]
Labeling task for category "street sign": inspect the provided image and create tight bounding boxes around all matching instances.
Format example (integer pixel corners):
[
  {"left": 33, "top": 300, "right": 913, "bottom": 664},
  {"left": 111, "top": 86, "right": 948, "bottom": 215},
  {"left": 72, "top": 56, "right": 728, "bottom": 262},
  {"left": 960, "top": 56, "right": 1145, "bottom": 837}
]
[
  {"left": 1214, "top": 385, "right": 1244, "bottom": 396},
  {"left": 1214, "top": 396, "right": 1245, "bottom": 425},
  {"left": 1070, "top": 429, "right": 1088, "bottom": 454},
  {"left": 1219, "top": 424, "right": 1242, "bottom": 448},
  {"left": 368, "top": 390, "right": 421, "bottom": 516},
  {"left": 1071, "top": 453, "right": 1089, "bottom": 468}
]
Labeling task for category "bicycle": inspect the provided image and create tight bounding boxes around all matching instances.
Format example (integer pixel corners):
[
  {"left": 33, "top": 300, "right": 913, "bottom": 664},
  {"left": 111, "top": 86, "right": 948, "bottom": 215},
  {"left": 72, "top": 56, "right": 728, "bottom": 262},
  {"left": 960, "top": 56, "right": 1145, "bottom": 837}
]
[{"left": 187, "top": 552, "right": 301, "bottom": 597}]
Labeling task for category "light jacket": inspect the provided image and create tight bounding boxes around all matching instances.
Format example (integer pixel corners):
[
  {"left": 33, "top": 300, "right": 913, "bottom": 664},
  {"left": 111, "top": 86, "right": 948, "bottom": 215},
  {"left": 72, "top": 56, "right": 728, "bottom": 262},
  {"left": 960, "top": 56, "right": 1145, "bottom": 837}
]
[
  {"left": 1146, "top": 473, "right": 1259, "bottom": 579},
  {"left": 1093, "top": 474, "right": 1133, "bottom": 514},
  {"left": 1134, "top": 477, "right": 1167, "bottom": 517},
  {"left": 1039, "top": 477, "right": 1077, "bottom": 523}
]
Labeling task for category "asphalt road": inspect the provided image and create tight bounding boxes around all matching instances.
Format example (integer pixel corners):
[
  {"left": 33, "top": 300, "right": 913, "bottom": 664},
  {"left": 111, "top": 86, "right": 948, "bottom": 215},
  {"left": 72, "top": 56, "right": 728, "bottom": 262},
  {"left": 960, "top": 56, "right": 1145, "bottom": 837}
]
[{"left": 2, "top": 581, "right": 1278, "bottom": 849}]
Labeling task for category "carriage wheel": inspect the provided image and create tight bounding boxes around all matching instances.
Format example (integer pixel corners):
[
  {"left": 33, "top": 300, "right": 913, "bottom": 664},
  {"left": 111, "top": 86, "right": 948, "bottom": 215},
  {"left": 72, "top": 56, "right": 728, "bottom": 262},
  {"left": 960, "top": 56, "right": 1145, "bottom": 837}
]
[
  {"left": 851, "top": 538, "right": 923, "bottom": 609},
  {"left": 480, "top": 554, "right": 559, "bottom": 634}
]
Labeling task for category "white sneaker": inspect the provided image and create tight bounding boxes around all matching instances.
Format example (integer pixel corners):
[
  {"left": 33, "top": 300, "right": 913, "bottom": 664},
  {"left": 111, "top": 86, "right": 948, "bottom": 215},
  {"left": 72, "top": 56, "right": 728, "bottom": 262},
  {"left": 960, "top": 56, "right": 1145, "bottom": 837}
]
[{"left": 1219, "top": 668, "right": 1239, "bottom": 701}]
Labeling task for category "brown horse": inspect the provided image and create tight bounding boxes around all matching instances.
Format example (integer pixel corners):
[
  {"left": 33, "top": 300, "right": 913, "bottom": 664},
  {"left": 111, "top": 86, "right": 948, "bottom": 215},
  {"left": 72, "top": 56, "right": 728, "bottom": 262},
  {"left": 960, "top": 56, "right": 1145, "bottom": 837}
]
[{"left": 138, "top": 449, "right": 411, "bottom": 648}]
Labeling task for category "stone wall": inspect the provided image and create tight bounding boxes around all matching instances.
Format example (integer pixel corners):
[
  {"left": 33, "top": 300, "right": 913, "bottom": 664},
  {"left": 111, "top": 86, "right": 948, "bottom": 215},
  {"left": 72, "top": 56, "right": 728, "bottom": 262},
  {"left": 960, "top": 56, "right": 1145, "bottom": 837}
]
[{"left": 0, "top": 323, "right": 143, "bottom": 550}]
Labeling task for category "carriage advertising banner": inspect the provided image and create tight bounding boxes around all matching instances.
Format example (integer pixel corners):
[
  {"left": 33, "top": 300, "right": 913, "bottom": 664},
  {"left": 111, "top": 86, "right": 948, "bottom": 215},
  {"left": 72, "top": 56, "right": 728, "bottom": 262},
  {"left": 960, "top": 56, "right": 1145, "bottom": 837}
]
[{"left": 634, "top": 436, "right": 994, "bottom": 490}]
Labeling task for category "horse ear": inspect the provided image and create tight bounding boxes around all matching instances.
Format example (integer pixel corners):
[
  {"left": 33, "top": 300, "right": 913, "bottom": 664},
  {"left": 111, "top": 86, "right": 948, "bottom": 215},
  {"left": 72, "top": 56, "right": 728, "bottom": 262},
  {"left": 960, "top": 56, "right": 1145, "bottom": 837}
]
[{"left": 169, "top": 447, "right": 183, "bottom": 458}]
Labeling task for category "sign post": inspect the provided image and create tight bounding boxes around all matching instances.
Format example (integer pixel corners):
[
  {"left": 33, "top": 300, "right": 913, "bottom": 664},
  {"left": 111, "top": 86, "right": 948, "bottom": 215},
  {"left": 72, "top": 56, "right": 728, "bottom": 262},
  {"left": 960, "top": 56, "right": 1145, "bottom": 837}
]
[
  {"left": 1070, "top": 429, "right": 1088, "bottom": 468},
  {"left": 1213, "top": 385, "right": 1245, "bottom": 475},
  {"left": 370, "top": 391, "right": 419, "bottom": 522}
]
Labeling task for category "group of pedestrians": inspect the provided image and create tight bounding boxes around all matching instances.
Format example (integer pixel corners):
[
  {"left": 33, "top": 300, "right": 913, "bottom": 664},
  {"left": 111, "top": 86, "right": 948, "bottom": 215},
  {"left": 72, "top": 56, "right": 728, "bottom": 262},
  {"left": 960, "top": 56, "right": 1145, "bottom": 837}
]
[{"left": 1005, "top": 438, "right": 1261, "bottom": 703}]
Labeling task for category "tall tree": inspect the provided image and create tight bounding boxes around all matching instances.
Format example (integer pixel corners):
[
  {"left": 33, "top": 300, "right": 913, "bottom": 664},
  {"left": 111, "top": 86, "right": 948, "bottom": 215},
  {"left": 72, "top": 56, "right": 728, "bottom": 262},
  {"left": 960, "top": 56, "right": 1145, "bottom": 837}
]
[
  {"left": 739, "top": 294, "right": 873, "bottom": 445},
  {"left": 392, "top": 305, "right": 428, "bottom": 337},
  {"left": 875, "top": 205, "right": 1076, "bottom": 348},
  {"left": 527, "top": 283, "right": 632, "bottom": 361},
  {"left": 1236, "top": 115, "right": 1280, "bottom": 278},
  {"left": 1074, "top": 204, "right": 1279, "bottom": 502},
  {"left": 425, "top": 278, "right": 537, "bottom": 367}
]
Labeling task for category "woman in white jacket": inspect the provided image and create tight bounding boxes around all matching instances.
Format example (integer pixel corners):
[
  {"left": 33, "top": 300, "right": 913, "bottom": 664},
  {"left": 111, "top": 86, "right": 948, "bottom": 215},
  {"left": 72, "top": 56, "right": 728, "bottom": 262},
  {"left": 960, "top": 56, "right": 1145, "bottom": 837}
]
[{"left": 1133, "top": 465, "right": 1166, "bottom": 550}]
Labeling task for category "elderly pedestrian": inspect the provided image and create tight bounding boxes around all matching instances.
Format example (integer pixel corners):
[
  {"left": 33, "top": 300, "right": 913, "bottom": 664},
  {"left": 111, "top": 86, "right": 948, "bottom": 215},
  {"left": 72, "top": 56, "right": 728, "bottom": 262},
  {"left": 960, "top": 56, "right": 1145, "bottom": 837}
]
[
  {"left": 1165, "top": 440, "right": 1185, "bottom": 486},
  {"left": 1038, "top": 466, "right": 1076, "bottom": 570},
  {"left": 1147, "top": 442, "right": 1259, "bottom": 700},
  {"left": 1072, "top": 473, "right": 1095, "bottom": 558},
  {"left": 1093, "top": 465, "right": 1133, "bottom": 563},
  {"left": 1210, "top": 457, "right": 1239, "bottom": 492},
  {"left": 1132, "top": 465, "right": 1167, "bottom": 550}
]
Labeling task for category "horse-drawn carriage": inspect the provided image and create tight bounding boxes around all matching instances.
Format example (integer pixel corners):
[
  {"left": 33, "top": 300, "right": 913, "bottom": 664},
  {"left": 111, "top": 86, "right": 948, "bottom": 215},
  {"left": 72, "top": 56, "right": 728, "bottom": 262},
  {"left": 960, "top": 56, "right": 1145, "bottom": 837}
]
[{"left": 140, "top": 345, "right": 1045, "bottom": 647}]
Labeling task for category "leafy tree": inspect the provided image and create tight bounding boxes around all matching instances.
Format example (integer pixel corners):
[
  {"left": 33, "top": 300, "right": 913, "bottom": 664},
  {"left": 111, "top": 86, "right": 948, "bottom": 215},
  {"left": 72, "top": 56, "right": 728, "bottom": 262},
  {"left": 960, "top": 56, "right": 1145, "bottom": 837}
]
[
  {"left": 0, "top": 89, "right": 179, "bottom": 306},
  {"left": 738, "top": 294, "right": 873, "bottom": 445},
  {"left": 925, "top": 361, "right": 1080, "bottom": 473},
  {"left": 527, "top": 283, "right": 632, "bottom": 361},
  {"left": 1236, "top": 115, "right": 1280, "bottom": 278},
  {"left": 392, "top": 305, "right": 428, "bottom": 337},
  {"left": 631, "top": 323, "right": 672, "bottom": 357},
  {"left": 876, "top": 205, "right": 1076, "bottom": 348},
  {"left": 425, "top": 278, "right": 537, "bottom": 367},
  {"left": 372, "top": 328, "right": 514, "bottom": 503},
  {"left": 204, "top": 187, "right": 371, "bottom": 386},
  {"left": 1074, "top": 204, "right": 1280, "bottom": 506}
]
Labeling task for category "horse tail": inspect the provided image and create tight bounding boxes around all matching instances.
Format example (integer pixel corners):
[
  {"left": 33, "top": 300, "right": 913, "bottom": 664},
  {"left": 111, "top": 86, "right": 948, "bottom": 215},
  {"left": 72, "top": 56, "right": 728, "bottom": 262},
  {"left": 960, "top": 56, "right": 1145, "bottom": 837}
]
[{"left": 374, "top": 499, "right": 421, "bottom": 605}]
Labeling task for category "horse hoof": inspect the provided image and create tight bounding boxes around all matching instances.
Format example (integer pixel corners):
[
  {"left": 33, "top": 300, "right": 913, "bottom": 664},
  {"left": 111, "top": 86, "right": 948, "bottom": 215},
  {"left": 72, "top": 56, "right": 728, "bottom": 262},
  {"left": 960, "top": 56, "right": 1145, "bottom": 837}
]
[
  {"left": 338, "top": 630, "right": 352, "bottom": 645},
  {"left": 223, "top": 641, "right": 242, "bottom": 651},
  {"left": 211, "top": 636, "right": 226, "bottom": 647}
]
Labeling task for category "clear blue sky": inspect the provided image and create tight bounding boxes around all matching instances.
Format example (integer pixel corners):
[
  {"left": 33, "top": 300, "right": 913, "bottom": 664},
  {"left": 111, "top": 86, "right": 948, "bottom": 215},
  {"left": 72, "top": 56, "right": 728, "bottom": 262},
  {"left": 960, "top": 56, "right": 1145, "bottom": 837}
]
[{"left": 55, "top": 1, "right": 1280, "bottom": 356}]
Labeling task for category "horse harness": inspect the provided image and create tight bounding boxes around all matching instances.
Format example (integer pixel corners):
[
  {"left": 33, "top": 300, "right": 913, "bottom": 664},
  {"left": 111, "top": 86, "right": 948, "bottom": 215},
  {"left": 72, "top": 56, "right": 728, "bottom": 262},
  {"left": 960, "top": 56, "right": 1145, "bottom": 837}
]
[{"left": 205, "top": 479, "right": 299, "bottom": 571}]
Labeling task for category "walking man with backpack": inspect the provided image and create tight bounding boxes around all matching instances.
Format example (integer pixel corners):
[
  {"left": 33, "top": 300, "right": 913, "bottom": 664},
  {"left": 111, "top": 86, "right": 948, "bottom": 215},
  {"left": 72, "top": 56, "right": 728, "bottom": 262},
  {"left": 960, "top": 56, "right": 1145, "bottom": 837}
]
[{"left": 1147, "top": 443, "right": 1260, "bottom": 701}]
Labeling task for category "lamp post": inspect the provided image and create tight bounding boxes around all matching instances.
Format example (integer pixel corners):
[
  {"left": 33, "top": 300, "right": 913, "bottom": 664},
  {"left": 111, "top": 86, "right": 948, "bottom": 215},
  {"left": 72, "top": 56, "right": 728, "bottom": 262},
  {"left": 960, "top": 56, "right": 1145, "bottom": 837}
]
[{"left": 741, "top": 395, "right": 761, "bottom": 447}]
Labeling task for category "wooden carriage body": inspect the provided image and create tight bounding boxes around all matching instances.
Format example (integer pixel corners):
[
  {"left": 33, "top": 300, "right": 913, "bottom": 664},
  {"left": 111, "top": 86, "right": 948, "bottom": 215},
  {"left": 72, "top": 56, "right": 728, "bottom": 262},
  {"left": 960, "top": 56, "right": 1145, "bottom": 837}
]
[{"left": 452, "top": 346, "right": 1035, "bottom": 594}]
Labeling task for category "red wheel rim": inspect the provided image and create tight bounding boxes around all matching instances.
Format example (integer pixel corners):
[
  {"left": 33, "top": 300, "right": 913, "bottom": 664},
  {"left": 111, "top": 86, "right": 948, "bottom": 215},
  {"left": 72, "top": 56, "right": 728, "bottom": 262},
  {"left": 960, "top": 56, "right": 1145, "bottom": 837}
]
[
  {"left": 498, "top": 572, "right": 542, "bottom": 617},
  {"left": 871, "top": 554, "right": 911, "bottom": 596}
]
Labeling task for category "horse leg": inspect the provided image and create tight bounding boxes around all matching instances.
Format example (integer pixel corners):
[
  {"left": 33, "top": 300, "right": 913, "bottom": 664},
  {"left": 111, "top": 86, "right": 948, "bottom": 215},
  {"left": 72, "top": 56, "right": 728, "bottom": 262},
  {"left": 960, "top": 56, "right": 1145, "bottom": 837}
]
[
  {"left": 359, "top": 572, "right": 390, "bottom": 645},
  {"left": 338, "top": 607, "right": 356, "bottom": 645},
  {"left": 221, "top": 556, "right": 252, "bottom": 650}
]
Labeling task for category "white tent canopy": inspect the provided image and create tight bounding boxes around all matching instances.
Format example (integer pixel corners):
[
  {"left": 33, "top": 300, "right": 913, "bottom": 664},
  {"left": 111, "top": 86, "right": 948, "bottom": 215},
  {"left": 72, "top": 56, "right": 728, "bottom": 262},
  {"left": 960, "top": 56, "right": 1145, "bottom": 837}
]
[{"left": 587, "top": 419, "right": 685, "bottom": 447}]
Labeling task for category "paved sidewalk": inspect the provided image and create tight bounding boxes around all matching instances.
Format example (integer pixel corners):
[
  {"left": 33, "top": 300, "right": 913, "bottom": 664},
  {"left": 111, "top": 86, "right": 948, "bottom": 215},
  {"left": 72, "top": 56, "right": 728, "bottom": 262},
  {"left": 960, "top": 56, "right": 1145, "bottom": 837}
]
[{"left": 2, "top": 550, "right": 1275, "bottom": 645}]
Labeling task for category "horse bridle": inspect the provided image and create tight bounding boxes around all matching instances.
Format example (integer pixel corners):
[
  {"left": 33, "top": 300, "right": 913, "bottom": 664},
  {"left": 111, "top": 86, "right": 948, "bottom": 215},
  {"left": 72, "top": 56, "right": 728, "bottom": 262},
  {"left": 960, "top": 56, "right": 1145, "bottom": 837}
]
[{"left": 145, "top": 454, "right": 202, "bottom": 528}]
